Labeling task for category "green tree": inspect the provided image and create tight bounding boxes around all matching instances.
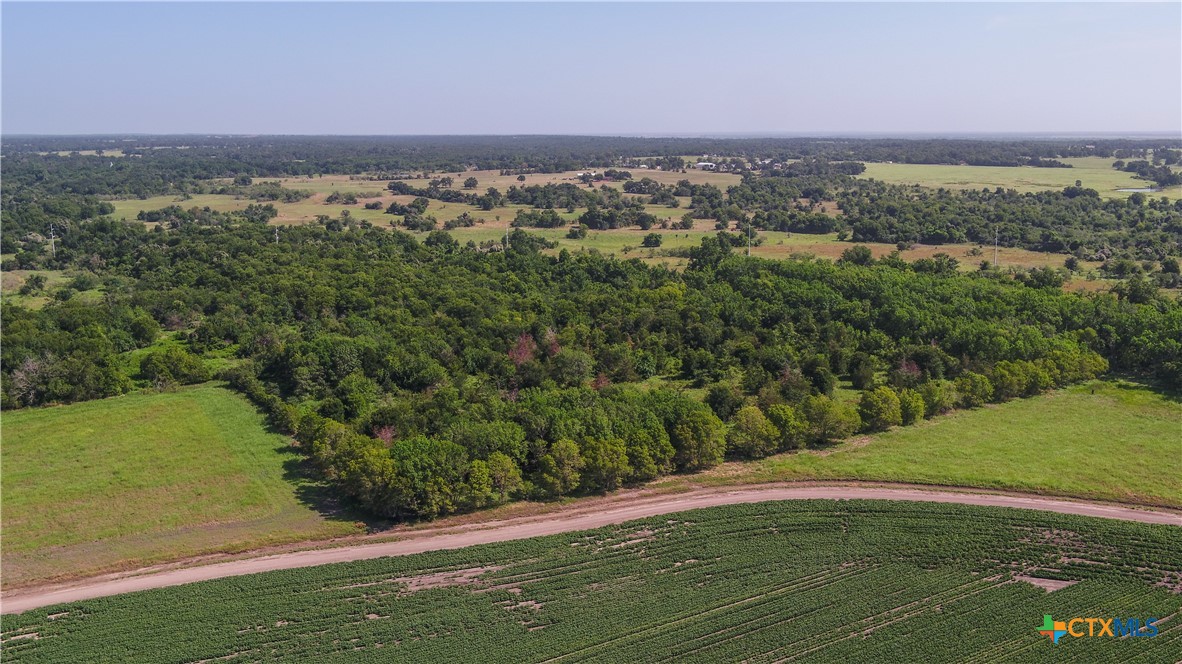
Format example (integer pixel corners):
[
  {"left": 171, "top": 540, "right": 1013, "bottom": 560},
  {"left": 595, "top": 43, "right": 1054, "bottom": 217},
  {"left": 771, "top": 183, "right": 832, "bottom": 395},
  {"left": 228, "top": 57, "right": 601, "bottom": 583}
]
[
  {"left": 579, "top": 437, "right": 630, "bottom": 492},
  {"left": 858, "top": 386, "right": 902, "bottom": 432},
  {"left": 671, "top": 410, "right": 726, "bottom": 470},
  {"left": 898, "top": 388, "right": 925, "bottom": 425},
  {"left": 139, "top": 346, "right": 211, "bottom": 385},
  {"left": 839, "top": 245, "right": 874, "bottom": 266},
  {"left": 486, "top": 451, "right": 523, "bottom": 502},
  {"left": 918, "top": 380, "right": 957, "bottom": 418},
  {"left": 800, "top": 394, "right": 861, "bottom": 446},
  {"left": 537, "top": 438, "right": 584, "bottom": 497},
  {"left": 463, "top": 177, "right": 479, "bottom": 189},
  {"left": 765, "top": 403, "right": 808, "bottom": 450},
  {"left": 463, "top": 459, "right": 494, "bottom": 510},
  {"left": 705, "top": 381, "right": 745, "bottom": 420},
  {"left": 726, "top": 405, "right": 780, "bottom": 459},
  {"left": 955, "top": 372, "right": 993, "bottom": 409},
  {"left": 641, "top": 233, "right": 663, "bottom": 248},
  {"left": 18, "top": 273, "right": 46, "bottom": 295}
]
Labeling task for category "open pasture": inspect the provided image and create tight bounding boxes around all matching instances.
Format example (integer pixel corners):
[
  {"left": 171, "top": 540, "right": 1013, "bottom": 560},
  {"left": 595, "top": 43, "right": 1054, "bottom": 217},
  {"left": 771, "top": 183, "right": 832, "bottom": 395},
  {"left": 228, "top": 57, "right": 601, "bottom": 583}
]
[
  {"left": 859, "top": 157, "right": 1182, "bottom": 200},
  {"left": 698, "top": 380, "right": 1182, "bottom": 508},
  {"left": 108, "top": 186, "right": 1089, "bottom": 274},
  {"left": 0, "top": 384, "right": 360, "bottom": 588},
  {"left": 4, "top": 501, "right": 1180, "bottom": 662}
]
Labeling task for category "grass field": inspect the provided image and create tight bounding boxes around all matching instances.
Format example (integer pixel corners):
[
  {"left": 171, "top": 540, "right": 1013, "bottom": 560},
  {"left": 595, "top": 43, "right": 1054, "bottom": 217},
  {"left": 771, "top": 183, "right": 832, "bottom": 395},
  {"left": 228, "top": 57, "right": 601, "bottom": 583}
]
[
  {"left": 0, "top": 268, "right": 71, "bottom": 309},
  {"left": 106, "top": 185, "right": 1090, "bottom": 275},
  {"left": 5, "top": 501, "right": 1180, "bottom": 662},
  {"left": 696, "top": 380, "right": 1182, "bottom": 508},
  {"left": 0, "top": 384, "right": 361, "bottom": 588},
  {"left": 859, "top": 156, "right": 1182, "bottom": 200}
]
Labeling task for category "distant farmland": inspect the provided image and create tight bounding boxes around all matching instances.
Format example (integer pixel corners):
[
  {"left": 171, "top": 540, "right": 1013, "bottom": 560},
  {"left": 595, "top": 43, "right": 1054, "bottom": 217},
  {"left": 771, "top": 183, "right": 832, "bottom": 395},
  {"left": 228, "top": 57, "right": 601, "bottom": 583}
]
[
  {"left": 858, "top": 156, "right": 1182, "bottom": 200},
  {"left": 105, "top": 163, "right": 1093, "bottom": 275},
  {"left": 5, "top": 501, "right": 1180, "bottom": 662}
]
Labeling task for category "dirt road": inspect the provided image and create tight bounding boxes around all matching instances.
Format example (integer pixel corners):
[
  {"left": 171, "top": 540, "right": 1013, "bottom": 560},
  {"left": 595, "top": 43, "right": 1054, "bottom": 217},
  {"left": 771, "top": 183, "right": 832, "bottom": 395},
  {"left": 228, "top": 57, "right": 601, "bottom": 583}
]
[{"left": 4, "top": 485, "right": 1179, "bottom": 614}]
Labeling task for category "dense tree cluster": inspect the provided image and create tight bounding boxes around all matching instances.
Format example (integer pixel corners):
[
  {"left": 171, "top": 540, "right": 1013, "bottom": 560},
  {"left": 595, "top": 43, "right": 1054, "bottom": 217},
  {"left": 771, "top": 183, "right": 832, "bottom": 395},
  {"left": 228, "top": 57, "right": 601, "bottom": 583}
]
[
  {"left": 4, "top": 136, "right": 1181, "bottom": 523},
  {"left": 1116, "top": 160, "right": 1182, "bottom": 188},
  {"left": 5, "top": 213, "right": 1180, "bottom": 521},
  {"left": 839, "top": 182, "right": 1182, "bottom": 261}
]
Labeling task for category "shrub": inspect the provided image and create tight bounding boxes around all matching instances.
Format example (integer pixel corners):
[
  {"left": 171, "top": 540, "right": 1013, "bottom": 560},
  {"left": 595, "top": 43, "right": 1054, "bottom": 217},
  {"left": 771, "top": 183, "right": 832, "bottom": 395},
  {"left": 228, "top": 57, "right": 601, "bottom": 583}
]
[
  {"left": 726, "top": 406, "right": 780, "bottom": 459},
  {"left": 858, "top": 386, "right": 902, "bottom": 432}
]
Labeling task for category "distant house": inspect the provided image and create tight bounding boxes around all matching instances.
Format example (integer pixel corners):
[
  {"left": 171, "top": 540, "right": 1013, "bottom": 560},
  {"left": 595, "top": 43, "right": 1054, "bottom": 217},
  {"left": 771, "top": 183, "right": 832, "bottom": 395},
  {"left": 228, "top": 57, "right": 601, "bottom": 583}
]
[{"left": 696, "top": 162, "right": 716, "bottom": 170}]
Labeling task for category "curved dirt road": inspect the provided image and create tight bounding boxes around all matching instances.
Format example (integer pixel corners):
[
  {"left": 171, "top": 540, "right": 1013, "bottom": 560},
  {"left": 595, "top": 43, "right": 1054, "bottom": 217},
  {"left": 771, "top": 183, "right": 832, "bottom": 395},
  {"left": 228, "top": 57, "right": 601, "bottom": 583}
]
[{"left": 4, "top": 485, "right": 1180, "bottom": 614}]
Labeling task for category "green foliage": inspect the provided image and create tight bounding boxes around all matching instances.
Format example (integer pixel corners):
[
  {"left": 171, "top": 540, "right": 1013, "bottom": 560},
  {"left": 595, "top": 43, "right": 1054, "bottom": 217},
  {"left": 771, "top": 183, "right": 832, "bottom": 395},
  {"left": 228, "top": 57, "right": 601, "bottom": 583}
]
[
  {"left": 800, "top": 395, "right": 861, "bottom": 445},
  {"left": 536, "top": 439, "right": 584, "bottom": 498},
  {"left": 917, "top": 380, "right": 957, "bottom": 419},
  {"left": 705, "top": 381, "right": 745, "bottom": 420},
  {"left": 486, "top": 451, "right": 523, "bottom": 502},
  {"left": 857, "top": 386, "right": 902, "bottom": 432},
  {"left": 765, "top": 403, "right": 808, "bottom": 451},
  {"left": 578, "top": 437, "right": 630, "bottom": 493},
  {"left": 726, "top": 405, "right": 780, "bottom": 459},
  {"left": 138, "top": 345, "right": 211, "bottom": 385},
  {"left": 8, "top": 501, "right": 1182, "bottom": 663},
  {"left": 955, "top": 372, "right": 994, "bottom": 409},
  {"left": 4, "top": 141, "right": 1181, "bottom": 524},
  {"left": 897, "top": 388, "right": 925, "bottom": 425},
  {"left": 671, "top": 409, "right": 726, "bottom": 471}
]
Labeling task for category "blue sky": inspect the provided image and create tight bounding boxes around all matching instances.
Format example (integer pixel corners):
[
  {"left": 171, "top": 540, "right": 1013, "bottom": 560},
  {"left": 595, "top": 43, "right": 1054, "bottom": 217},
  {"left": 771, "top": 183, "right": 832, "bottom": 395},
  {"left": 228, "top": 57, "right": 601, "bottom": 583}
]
[{"left": 2, "top": 2, "right": 1179, "bottom": 135}]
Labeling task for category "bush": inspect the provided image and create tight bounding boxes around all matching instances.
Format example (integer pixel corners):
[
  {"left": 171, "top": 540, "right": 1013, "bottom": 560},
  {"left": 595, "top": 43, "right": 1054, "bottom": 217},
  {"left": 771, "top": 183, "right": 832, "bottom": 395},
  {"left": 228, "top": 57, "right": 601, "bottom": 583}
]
[
  {"left": 139, "top": 346, "right": 211, "bottom": 385},
  {"left": 765, "top": 403, "right": 808, "bottom": 451},
  {"left": 799, "top": 395, "right": 861, "bottom": 446},
  {"left": 918, "top": 380, "right": 957, "bottom": 418},
  {"left": 726, "top": 406, "right": 780, "bottom": 459},
  {"left": 705, "top": 381, "right": 745, "bottom": 421},
  {"left": 858, "top": 386, "right": 902, "bottom": 432},
  {"left": 898, "top": 388, "right": 925, "bottom": 425},
  {"left": 955, "top": 372, "right": 993, "bottom": 409}
]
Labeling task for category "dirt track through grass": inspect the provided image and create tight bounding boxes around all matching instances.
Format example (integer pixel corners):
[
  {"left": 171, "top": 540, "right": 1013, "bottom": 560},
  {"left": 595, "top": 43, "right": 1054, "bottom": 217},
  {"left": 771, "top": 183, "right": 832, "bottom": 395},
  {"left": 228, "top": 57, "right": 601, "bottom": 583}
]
[{"left": 4, "top": 484, "right": 1178, "bottom": 614}]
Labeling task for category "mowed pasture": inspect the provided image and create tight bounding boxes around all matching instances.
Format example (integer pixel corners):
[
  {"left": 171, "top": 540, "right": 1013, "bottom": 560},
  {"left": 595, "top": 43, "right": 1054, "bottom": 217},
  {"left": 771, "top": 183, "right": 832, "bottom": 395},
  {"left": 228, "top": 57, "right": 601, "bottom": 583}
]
[
  {"left": 697, "top": 380, "right": 1182, "bottom": 508},
  {"left": 5, "top": 501, "right": 1181, "bottom": 663},
  {"left": 859, "top": 156, "right": 1182, "bottom": 200},
  {"left": 0, "top": 384, "right": 361, "bottom": 588}
]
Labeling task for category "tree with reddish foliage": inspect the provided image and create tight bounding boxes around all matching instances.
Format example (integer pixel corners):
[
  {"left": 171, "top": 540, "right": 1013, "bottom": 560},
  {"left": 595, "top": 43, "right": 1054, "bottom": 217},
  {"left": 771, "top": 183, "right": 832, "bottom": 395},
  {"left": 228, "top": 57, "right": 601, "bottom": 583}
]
[
  {"left": 508, "top": 333, "right": 537, "bottom": 367},
  {"left": 543, "top": 328, "right": 561, "bottom": 357},
  {"left": 372, "top": 425, "right": 396, "bottom": 445},
  {"left": 890, "top": 357, "right": 923, "bottom": 388},
  {"left": 591, "top": 373, "right": 611, "bottom": 390}
]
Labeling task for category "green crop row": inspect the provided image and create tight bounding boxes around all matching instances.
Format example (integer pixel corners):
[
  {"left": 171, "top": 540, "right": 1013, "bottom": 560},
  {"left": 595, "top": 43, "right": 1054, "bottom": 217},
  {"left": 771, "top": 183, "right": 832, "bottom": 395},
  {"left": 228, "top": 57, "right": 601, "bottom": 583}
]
[{"left": 4, "top": 501, "right": 1180, "bottom": 663}]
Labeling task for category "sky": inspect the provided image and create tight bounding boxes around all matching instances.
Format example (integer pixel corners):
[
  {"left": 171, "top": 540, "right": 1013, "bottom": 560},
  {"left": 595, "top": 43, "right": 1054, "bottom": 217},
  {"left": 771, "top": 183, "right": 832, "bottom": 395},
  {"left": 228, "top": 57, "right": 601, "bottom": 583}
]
[{"left": 2, "top": 2, "right": 1180, "bottom": 136}]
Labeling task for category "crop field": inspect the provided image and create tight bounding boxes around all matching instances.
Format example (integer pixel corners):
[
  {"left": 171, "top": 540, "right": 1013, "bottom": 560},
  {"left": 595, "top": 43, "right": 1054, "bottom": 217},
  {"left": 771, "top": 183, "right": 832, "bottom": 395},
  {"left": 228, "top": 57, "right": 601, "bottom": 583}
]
[
  {"left": 4, "top": 501, "right": 1181, "bottom": 663},
  {"left": 0, "top": 384, "right": 361, "bottom": 588},
  {"left": 699, "top": 380, "right": 1182, "bottom": 508},
  {"left": 859, "top": 157, "right": 1182, "bottom": 200}
]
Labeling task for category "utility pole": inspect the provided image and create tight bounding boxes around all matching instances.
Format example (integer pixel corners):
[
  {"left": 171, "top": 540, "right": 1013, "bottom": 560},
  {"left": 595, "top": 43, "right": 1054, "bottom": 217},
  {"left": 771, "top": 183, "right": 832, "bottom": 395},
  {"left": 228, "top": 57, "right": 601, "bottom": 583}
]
[
  {"left": 274, "top": 227, "right": 279, "bottom": 244},
  {"left": 994, "top": 227, "right": 999, "bottom": 267},
  {"left": 747, "top": 223, "right": 752, "bottom": 257},
  {"left": 48, "top": 225, "right": 56, "bottom": 258}
]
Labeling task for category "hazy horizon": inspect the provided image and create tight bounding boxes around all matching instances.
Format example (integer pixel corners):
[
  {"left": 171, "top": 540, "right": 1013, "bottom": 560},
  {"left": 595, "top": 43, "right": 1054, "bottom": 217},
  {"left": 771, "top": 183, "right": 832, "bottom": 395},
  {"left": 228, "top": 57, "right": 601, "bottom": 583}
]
[{"left": 3, "top": 2, "right": 1180, "bottom": 136}]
